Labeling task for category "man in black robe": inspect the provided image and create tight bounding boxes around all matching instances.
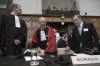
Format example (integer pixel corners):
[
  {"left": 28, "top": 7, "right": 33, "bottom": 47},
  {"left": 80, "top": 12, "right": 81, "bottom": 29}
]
[{"left": 0, "top": 4, "right": 27, "bottom": 56}]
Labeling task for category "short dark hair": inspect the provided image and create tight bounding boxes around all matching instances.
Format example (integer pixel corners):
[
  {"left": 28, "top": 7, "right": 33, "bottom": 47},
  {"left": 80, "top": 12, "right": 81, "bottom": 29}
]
[
  {"left": 73, "top": 15, "right": 81, "bottom": 19},
  {"left": 10, "top": 4, "right": 20, "bottom": 11},
  {"left": 59, "top": 32, "right": 65, "bottom": 37}
]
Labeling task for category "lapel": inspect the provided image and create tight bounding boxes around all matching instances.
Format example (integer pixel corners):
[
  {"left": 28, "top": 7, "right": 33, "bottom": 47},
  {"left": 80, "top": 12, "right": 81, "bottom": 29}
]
[
  {"left": 9, "top": 14, "right": 15, "bottom": 28},
  {"left": 81, "top": 22, "right": 85, "bottom": 36},
  {"left": 37, "top": 28, "right": 41, "bottom": 41},
  {"left": 19, "top": 19, "right": 22, "bottom": 27},
  {"left": 10, "top": 14, "right": 15, "bottom": 20},
  {"left": 74, "top": 26, "right": 80, "bottom": 37}
]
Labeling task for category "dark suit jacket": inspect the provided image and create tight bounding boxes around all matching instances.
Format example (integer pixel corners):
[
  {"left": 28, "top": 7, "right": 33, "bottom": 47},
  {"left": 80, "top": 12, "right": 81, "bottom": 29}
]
[
  {"left": 0, "top": 14, "right": 27, "bottom": 55},
  {"left": 57, "top": 38, "right": 67, "bottom": 48},
  {"left": 69, "top": 22, "right": 99, "bottom": 53}
]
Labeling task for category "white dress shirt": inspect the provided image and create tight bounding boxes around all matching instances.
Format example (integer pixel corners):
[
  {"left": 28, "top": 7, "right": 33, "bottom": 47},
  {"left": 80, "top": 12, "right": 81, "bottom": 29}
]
[
  {"left": 78, "top": 22, "right": 83, "bottom": 35},
  {"left": 40, "top": 28, "right": 46, "bottom": 41}
]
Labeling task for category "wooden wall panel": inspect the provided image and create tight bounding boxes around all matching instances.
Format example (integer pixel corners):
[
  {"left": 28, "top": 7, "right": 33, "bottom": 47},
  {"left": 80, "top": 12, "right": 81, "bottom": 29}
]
[{"left": 21, "top": 16, "right": 100, "bottom": 40}]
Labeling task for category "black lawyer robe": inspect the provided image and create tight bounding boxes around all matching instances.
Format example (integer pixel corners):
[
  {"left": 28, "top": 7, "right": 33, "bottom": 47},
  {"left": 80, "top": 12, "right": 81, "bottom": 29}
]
[{"left": 0, "top": 14, "right": 27, "bottom": 56}]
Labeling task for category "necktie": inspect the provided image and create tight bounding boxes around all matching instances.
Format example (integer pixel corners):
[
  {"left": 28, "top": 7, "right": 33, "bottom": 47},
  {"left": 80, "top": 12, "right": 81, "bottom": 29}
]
[
  {"left": 78, "top": 26, "right": 82, "bottom": 35},
  {"left": 78, "top": 26, "right": 83, "bottom": 48}
]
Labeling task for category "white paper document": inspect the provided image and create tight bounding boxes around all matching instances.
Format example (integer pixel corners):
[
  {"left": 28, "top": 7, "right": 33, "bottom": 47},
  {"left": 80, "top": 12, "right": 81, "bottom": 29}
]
[
  {"left": 24, "top": 56, "right": 31, "bottom": 61},
  {"left": 24, "top": 56, "right": 43, "bottom": 61},
  {"left": 32, "top": 56, "right": 43, "bottom": 60}
]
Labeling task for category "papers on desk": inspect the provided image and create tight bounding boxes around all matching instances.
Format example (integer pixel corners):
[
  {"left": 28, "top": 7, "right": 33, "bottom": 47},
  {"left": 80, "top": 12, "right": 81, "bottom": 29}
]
[
  {"left": 57, "top": 48, "right": 76, "bottom": 55},
  {"left": 32, "top": 56, "right": 43, "bottom": 60},
  {"left": 73, "top": 53, "right": 90, "bottom": 56},
  {"left": 24, "top": 56, "right": 43, "bottom": 61},
  {"left": 24, "top": 49, "right": 45, "bottom": 55},
  {"left": 24, "top": 56, "right": 31, "bottom": 61}
]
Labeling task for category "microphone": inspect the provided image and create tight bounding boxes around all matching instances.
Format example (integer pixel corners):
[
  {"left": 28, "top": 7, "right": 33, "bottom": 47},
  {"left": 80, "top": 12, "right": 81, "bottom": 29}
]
[{"left": 34, "top": 52, "right": 37, "bottom": 59}]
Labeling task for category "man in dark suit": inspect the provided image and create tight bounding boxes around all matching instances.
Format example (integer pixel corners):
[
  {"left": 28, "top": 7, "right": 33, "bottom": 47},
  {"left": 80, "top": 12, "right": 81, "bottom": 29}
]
[
  {"left": 69, "top": 15, "right": 99, "bottom": 53},
  {"left": 0, "top": 4, "right": 27, "bottom": 56}
]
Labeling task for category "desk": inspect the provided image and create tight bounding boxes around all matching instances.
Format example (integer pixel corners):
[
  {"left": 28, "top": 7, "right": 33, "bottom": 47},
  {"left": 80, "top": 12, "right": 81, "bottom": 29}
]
[{"left": 0, "top": 56, "right": 100, "bottom": 66}]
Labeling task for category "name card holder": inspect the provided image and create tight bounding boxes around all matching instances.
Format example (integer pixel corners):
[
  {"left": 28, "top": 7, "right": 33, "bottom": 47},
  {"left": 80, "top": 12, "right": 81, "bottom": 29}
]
[{"left": 71, "top": 55, "right": 100, "bottom": 65}]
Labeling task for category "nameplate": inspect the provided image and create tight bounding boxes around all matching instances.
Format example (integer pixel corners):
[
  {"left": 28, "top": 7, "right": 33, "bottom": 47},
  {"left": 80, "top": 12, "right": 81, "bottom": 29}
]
[{"left": 71, "top": 55, "right": 100, "bottom": 65}]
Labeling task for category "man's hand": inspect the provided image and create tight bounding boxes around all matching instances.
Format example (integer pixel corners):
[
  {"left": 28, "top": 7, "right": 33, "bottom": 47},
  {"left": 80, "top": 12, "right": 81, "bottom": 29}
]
[
  {"left": 14, "top": 39, "right": 21, "bottom": 45},
  {"left": 24, "top": 49, "right": 31, "bottom": 54},
  {"left": 65, "top": 46, "right": 70, "bottom": 51},
  {"left": 36, "top": 47, "right": 41, "bottom": 54},
  {"left": 93, "top": 47, "right": 98, "bottom": 51}
]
